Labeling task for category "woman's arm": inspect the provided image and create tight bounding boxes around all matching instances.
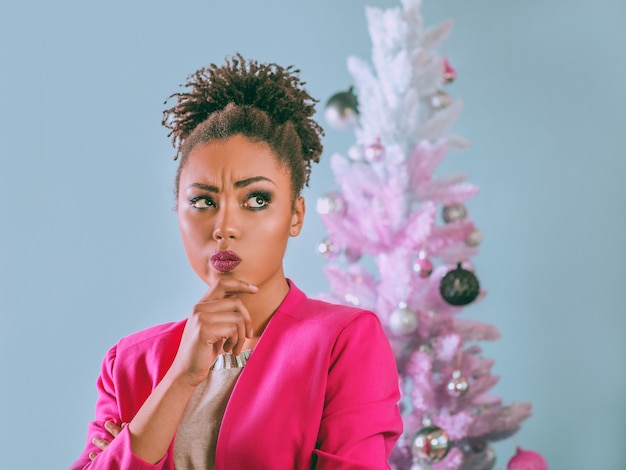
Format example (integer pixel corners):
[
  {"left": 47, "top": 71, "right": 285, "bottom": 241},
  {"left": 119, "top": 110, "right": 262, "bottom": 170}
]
[
  {"left": 70, "top": 278, "right": 256, "bottom": 469},
  {"left": 69, "top": 345, "right": 167, "bottom": 470},
  {"left": 128, "top": 278, "right": 256, "bottom": 463},
  {"left": 314, "top": 311, "right": 403, "bottom": 469}
]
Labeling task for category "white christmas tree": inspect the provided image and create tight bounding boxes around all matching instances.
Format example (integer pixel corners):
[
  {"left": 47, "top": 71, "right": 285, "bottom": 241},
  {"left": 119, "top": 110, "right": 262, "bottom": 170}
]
[{"left": 317, "top": 1, "right": 532, "bottom": 468}]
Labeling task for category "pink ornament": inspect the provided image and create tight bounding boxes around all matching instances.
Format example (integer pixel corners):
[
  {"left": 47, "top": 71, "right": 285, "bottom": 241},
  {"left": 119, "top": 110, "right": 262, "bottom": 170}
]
[
  {"left": 443, "top": 57, "right": 457, "bottom": 83},
  {"left": 507, "top": 446, "right": 548, "bottom": 470},
  {"left": 364, "top": 138, "right": 385, "bottom": 162},
  {"left": 413, "top": 250, "right": 434, "bottom": 278},
  {"left": 413, "top": 257, "right": 434, "bottom": 278},
  {"left": 345, "top": 246, "right": 362, "bottom": 263}
]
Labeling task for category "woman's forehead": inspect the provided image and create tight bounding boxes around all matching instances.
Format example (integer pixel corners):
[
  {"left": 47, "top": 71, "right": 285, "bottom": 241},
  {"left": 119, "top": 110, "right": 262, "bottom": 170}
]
[{"left": 180, "top": 137, "right": 289, "bottom": 186}]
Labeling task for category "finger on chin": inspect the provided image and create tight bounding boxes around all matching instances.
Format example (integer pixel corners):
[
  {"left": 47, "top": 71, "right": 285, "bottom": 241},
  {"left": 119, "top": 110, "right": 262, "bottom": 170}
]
[{"left": 202, "top": 278, "right": 258, "bottom": 301}]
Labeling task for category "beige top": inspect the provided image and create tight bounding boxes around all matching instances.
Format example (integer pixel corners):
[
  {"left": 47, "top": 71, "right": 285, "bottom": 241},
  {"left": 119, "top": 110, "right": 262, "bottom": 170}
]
[{"left": 173, "top": 350, "right": 253, "bottom": 470}]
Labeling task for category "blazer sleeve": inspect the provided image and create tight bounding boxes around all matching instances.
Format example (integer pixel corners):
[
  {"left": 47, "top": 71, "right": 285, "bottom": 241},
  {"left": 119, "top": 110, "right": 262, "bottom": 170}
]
[
  {"left": 68, "top": 345, "right": 170, "bottom": 470},
  {"left": 313, "top": 311, "right": 403, "bottom": 470}
]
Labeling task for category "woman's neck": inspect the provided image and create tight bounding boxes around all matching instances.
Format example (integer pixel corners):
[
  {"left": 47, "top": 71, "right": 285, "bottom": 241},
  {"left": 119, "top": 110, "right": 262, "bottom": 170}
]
[{"left": 239, "top": 275, "right": 290, "bottom": 349}]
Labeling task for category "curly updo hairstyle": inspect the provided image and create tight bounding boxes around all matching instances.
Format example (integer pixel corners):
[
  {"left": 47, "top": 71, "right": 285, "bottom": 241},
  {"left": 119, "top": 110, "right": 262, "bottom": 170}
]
[{"left": 162, "top": 54, "right": 324, "bottom": 199}]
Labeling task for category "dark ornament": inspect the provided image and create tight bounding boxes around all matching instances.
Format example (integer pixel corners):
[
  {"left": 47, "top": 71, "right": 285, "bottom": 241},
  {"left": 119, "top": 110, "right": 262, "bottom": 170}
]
[
  {"left": 325, "top": 87, "right": 359, "bottom": 130},
  {"left": 439, "top": 263, "right": 480, "bottom": 306}
]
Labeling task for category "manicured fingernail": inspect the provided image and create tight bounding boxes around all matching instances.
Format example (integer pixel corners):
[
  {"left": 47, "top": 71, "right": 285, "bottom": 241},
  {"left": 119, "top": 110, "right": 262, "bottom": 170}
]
[{"left": 249, "top": 285, "right": 258, "bottom": 292}]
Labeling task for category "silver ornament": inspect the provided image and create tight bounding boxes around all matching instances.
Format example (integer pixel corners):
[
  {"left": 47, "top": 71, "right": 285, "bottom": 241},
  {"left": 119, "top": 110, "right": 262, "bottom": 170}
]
[
  {"left": 431, "top": 90, "right": 453, "bottom": 109},
  {"left": 479, "top": 447, "right": 496, "bottom": 470},
  {"left": 446, "top": 370, "right": 469, "bottom": 397},
  {"left": 325, "top": 88, "right": 359, "bottom": 130},
  {"left": 410, "top": 462, "right": 432, "bottom": 470},
  {"left": 316, "top": 191, "right": 346, "bottom": 215},
  {"left": 317, "top": 238, "right": 338, "bottom": 258},
  {"left": 460, "top": 444, "right": 496, "bottom": 470},
  {"left": 411, "top": 425, "right": 451, "bottom": 463},
  {"left": 344, "top": 293, "right": 360, "bottom": 306},
  {"left": 347, "top": 144, "right": 363, "bottom": 161},
  {"left": 466, "top": 227, "right": 483, "bottom": 247},
  {"left": 418, "top": 343, "right": 432, "bottom": 354},
  {"left": 442, "top": 203, "right": 467, "bottom": 223},
  {"left": 389, "top": 302, "right": 418, "bottom": 335}
]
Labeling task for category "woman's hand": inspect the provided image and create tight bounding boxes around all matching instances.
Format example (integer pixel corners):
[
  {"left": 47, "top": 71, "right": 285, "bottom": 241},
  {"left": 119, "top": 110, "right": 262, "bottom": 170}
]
[
  {"left": 168, "top": 278, "right": 257, "bottom": 387},
  {"left": 89, "top": 421, "right": 127, "bottom": 460}
]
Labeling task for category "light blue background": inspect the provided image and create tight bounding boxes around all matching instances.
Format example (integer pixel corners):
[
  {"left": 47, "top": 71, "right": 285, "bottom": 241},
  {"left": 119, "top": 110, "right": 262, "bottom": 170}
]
[{"left": 1, "top": 1, "right": 625, "bottom": 468}]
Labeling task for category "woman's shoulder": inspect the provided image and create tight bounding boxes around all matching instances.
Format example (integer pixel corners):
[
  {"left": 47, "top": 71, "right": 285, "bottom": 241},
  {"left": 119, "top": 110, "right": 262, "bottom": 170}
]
[
  {"left": 295, "top": 293, "right": 382, "bottom": 331},
  {"left": 286, "top": 281, "right": 378, "bottom": 326},
  {"left": 113, "top": 319, "right": 187, "bottom": 357}
]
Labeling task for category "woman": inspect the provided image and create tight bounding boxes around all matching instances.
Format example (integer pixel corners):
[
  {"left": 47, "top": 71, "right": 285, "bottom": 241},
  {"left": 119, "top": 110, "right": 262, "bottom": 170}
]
[{"left": 71, "top": 55, "right": 402, "bottom": 469}]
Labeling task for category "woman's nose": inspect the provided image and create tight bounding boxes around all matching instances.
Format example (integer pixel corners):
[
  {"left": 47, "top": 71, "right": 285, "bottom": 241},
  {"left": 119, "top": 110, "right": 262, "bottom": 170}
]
[{"left": 212, "top": 204, "right": 241, "bottom": 240}]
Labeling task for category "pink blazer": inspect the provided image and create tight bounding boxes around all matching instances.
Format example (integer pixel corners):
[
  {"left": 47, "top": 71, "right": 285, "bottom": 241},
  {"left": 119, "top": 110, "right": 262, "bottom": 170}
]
[{"left": 71, "top": 282, "right": 402, "bottom": 469}]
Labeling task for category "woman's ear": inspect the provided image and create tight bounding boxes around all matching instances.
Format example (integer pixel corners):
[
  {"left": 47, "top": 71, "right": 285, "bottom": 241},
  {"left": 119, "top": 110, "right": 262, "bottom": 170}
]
[{"left": 290, "top": 197, "right": 306, "bottom": 237}]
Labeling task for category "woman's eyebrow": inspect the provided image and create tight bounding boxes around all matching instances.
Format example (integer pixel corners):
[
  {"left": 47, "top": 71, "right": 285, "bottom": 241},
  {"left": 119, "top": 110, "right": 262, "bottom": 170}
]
[
  {"left": 189, "top": 183, "right": 219, "bottom": 193},
  {"left": 188, "top": 177, "right": 275, "bottom": 192},
  {"left": 234, "top": 176, "right": 276, "bottom": 188}
]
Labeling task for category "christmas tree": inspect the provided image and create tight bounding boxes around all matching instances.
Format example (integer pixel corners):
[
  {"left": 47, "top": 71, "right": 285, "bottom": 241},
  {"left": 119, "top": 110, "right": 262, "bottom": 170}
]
[{"left": 318, "top": 1, "right": 534, "bottom": 468}]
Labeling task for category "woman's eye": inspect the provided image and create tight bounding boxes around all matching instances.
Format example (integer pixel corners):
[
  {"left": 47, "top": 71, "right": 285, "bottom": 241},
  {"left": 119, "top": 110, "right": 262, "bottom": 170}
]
[
  {"left": 190, "top": 197, "right": 214, "bottom": 209},
  {"left": 244, "top": 194, "right": 270, "bottom": 209}
]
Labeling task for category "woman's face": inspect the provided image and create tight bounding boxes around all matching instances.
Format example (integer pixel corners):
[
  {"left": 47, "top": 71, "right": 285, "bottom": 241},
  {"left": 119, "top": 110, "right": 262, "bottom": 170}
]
[{"left": 177, "top": 134, "right": 305, "bottom": 289}]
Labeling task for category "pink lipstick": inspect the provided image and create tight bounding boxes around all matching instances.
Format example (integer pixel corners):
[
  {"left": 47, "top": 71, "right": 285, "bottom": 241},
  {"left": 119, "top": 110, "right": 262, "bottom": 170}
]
[{"left": 210, "top": 250, "right": 242, "bottom": 273}]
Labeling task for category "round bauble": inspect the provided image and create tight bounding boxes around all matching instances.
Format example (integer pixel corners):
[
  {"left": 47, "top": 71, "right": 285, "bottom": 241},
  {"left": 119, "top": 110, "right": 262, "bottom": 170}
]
[
  {"left": 347, "top": 144, "right": 363, "bottom": 161},
  {"left": 344, "top": 293, "right": 360, "bottom": 307},
  {"left": 325, "top": 88, "right": 359, "bottom": 130},
  {"left": 439, "top": 263, "right": 480, "bottom": 306},
  {"left": 317, "top": 238, "right": 338, "bottom": 259},
  {"left": 418, "top": 343, "right": 433, "bottom": 354},
  {"left": 481, "top": 447, "right": 496, "bottom": 470},
  {"left": 431, "top": 90, "right": 452, "bottom": 109},
  {"left": 413, "top": 253, "right": 434, "bottom": 278},
  {"left": 410, "top": 462, "right": 433, "bottom": 470},
  {"left": 364, "top": 139, "right": 385, "bottom": 163},
  {"left": 446, "top": 370, "right": 469, "bottom": 397},
  {"left": 442, "top": 203, "right": 467, "bottom": 223},
  {"left": 316, "top": 191, "right": 346, "bottom": 215},
  {"left": 389, "top": 302, "right": 418, "bottom": 335},
  {"left": 507, "top": 447, "right": 548, "bottom": 470},
  {"left": 344, "top": 246, "right": 362, "bottom": 264},
  {"left": 443, "top": 57, "right": 457, "bottom": 84},
  {"left": 466, "top": 227, "right": 483, "bottom": 247},
  {"left": 411, "top": 425, "right": 451, "bottom": 462}
]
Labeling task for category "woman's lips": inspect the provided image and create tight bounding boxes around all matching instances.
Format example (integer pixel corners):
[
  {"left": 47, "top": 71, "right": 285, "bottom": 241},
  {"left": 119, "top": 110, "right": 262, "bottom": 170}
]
[{"left": 210, "top": 250, "right": 242, "bottom": 273}]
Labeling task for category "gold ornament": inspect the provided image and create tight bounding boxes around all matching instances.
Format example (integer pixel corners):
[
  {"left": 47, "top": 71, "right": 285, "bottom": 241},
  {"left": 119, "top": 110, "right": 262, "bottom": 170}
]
[{"left": 411, "top": 425, "right": 451, "bottom": 462}]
